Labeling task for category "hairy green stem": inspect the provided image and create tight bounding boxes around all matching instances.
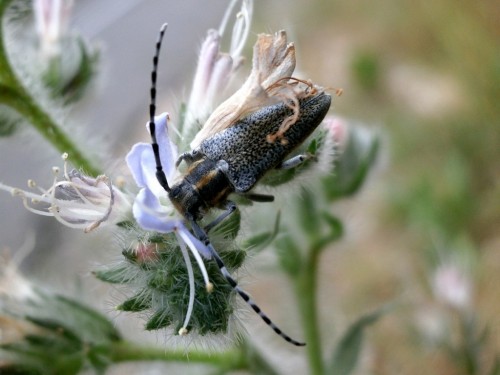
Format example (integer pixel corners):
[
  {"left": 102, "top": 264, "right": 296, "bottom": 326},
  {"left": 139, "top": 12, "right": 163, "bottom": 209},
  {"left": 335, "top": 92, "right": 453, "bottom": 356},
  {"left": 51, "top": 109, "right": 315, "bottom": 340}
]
[
  {"left": 0, "top": 0, "right": 100, "bottom": 176},
  {"left": 0, "top": 85, "right": 100, "bottom": 175},
  {"left": 109, "top": 340, "right": 279, "bottom": 375},
  {"left": 294, "top": 243, "right": 324, "bottom": 375},
  {"left": 109, "top": 341, "right": 245, "bottom": 369}
]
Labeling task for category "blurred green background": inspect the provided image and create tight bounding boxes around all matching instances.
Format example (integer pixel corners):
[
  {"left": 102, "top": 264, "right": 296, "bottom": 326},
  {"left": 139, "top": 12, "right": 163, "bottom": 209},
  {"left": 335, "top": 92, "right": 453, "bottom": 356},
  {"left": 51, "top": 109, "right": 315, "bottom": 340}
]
[{"left": 257, "top": 1, "right": 499, "bottom": 373}]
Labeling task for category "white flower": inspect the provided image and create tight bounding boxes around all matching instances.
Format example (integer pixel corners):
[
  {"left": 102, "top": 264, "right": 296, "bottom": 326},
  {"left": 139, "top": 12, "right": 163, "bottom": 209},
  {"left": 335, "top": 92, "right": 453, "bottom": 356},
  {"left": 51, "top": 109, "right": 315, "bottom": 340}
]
[
  {"left": 0, "top": 153, "right": 130, "bottom": 233},
  {"left": 33, "top": 0, "right": 73, "bottom": 59},
  {"left": 184, "top": 0, "right": 253, "bottom": 141},
  {"left": 125, "top": 113, "right": 214, "bottom": 335},
  {"left": 432, "top": 262, "right": 473, "bottom": 311},
  {"left": 190, "top": 29, "right": 326, "bottom": 149}
]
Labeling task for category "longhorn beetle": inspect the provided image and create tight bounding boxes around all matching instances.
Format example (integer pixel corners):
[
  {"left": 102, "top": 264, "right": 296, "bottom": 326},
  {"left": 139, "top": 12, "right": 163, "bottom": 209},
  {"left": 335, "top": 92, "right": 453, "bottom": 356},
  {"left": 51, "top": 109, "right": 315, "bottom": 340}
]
[{"left": 148, "top": 24, "right": 331, "bottom": 346}]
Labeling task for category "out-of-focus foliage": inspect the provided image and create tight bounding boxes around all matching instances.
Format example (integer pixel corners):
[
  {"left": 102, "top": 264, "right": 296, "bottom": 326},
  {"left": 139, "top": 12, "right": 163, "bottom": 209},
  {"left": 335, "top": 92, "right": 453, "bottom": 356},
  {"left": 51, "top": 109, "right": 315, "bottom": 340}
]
[{"left": 275, "top": 0, "right": 499, "bottom": 373}]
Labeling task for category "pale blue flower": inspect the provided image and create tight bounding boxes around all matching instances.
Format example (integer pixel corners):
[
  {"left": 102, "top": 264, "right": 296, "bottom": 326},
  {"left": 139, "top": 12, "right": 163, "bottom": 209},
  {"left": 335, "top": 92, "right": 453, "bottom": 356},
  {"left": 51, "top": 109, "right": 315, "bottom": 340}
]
[{"left": 125, "top": 112, "right": 213, "bottom": 335}]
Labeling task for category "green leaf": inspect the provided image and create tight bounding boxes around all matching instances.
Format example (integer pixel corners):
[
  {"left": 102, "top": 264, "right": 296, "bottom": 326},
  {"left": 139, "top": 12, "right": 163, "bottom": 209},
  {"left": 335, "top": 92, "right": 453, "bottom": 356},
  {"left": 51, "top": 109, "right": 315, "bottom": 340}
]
[
  {"left": 0, "top": 105, "right": 20, "bottom": 136},
  {"left": 43, "top": 37, "right": 99, "bottom": 104},
  {"left": 148, "top": 267, "right": 174, "bottom": 292},
  {"left": 330, "top": 306, "right": 388, "bottom": 375},
  {"left": 115, "top": 220, "right": 135, "bottom": 230},
  {"left": 52, "top": 295, "right": 121, "bottom": 342},
  {"left": 87, "top": 345, "right": 112, "bottom": 375},
  {"left": 489, "top": 356, "right": 500, "bottom": 375},
  {"left": 243, "top": 212, "right": 281, "bottom": 253},
  {"left": 0, "top": 364, "right": 42, "bottom": 375},
  {"left": 145, "top": 310, "right": 172, "bottom": 331},
  {"left": 275, "top": 235, "right": 302, "bottom": 275},
  {"left": 117, "top": 292, "right": 151, "bottom": 312},
  {"left": 24, "top": 317, "right": 81, "bottom": 346},
  {"left": 297, "top": 188, "right": 320, "bottom": 240},
  {"left": 220, "top": 248, "right": 246, "bottom": 270},
  {"left": 93, "top": 265, "right": 134, "bottom": 284},
  {"left": 210, "top": 208, "right": 241, "bottom": 240},
  {"left": 321, "top": 212, "right": 344, "bottom": 241}
]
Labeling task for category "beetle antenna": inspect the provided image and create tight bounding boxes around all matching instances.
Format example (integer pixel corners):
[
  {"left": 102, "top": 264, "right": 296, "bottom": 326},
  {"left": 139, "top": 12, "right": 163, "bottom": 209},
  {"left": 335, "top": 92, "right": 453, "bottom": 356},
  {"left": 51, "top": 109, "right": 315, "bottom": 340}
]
[
  {"left": 189, "top": 219, "right": 306, "bottom": 346},
  {"left": 149, "top": 23, "right": 171, "bottom": 193}
]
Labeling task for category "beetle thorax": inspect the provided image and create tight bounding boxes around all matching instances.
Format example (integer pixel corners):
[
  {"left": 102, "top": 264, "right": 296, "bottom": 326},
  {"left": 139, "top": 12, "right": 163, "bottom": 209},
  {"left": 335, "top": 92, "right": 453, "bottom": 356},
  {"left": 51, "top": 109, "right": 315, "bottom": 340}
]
[{"left": 168, "top": 157, "right": 234, "bottom": 221}]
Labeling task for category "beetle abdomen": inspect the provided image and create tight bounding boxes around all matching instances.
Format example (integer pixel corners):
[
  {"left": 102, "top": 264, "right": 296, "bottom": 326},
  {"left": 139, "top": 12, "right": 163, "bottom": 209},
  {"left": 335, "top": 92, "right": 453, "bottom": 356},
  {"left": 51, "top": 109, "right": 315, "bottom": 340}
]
[{"left": 199, "top": 92, "right": 331, "bottom": 192}]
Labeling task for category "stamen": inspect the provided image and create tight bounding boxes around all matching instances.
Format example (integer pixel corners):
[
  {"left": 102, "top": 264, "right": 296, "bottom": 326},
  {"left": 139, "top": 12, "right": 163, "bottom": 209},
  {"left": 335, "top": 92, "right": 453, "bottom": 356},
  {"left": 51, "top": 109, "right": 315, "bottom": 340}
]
[
  {"left": 83, "top": 176, "right": 115, "bottom": 233},
  {"left": 230, "top": 12, "right": 244, "bottom": 55},
  {"left": 229, "top": 0, "right": 252, "bottom": 58},
  {"left": 61, "top": 153, "right": 70, "bottom": 179},
  {"left": 218, "top": 0, "right": 239, "bottom": 36},
  {"left": 206, "top": 282, "right": 214, "bottom": 294},
  {"left": 218, "top": 0, "right": 252, "bottom": 59},
  {"left": 1, "top": 173, "right": 115, "bottom": 232},
  {"left": 177, "top": 229, "right": 212, "bottom": 292},
  {"left": 176, "top": 232, "right": 195, "bottom": 335}
]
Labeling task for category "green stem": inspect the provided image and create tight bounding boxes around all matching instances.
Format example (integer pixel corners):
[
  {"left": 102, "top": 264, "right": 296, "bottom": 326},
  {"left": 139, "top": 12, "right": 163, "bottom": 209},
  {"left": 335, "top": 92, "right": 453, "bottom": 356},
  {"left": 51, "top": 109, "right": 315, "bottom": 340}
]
[
  {"left": 294, "top": 242, "right": 325, "bottom": 375},
  {"left": 0, "top": 0, "right": 100, "bottom": 176},
  {"left": 0, "top": 86, "right": 100, "bottom": 175},
  {"left": 0, "top": 0, "right": 15, "bottom": 86},
  {"left": 109, "top": 341, "right": 245, "bottom": 370},
  {"left": 108, "top": 340, "right": 279, "bottom": 375}
]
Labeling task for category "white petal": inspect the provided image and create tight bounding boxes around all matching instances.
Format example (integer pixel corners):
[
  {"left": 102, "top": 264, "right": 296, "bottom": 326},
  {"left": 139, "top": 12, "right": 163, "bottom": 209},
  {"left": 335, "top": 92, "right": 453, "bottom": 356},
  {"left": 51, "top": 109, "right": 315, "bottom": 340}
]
[
  {"left": 126, "top": 143, "right": 166, "bottom": 198},
  {"left": 153, "top": 113, "right": 178, "bottom": 182},
  {"left": 133, "top": 188, "right": 177, "bottom": 233},
  {"left": 177, "top": 225, "right": 212, "bottom": 260}
]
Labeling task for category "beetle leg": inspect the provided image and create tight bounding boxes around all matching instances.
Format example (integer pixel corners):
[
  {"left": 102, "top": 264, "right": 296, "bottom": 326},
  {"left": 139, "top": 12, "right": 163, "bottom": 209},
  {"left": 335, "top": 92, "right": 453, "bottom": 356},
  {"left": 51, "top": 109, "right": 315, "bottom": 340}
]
[
  {"left": 242, "top": 193, "right": 275, "bottom": 202},
  {"left": 187, "top": 218, "right": 306, "bottom": 346},
  {"left": 204, "top": 200, "right": 237, "bottom": 233},
  {"left": 175, "top": 149, "right": 203, "bottom": 168},
  {"left": 276, "top": 153, "right": 314, "bottom": 170}
]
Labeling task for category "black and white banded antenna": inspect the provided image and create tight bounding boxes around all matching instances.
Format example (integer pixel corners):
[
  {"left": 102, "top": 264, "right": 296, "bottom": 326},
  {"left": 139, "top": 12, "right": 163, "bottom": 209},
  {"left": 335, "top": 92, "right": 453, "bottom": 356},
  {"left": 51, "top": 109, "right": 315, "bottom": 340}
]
[
  {"left": 149, "top": 23, "right": 171, "bottom": 194},
  {"left": 147, "top": 23, "right": 306, "bottom": 347},
  {"left": 188, "top": 219, "right": 306, "bottom": 346}
]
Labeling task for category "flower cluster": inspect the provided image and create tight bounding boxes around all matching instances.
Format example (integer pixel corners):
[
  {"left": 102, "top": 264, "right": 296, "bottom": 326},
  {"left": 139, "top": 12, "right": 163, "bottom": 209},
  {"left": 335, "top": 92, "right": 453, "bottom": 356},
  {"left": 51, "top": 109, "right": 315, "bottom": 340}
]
[{"left": 0, "top": 153, "right": 130, "bottom": 233}]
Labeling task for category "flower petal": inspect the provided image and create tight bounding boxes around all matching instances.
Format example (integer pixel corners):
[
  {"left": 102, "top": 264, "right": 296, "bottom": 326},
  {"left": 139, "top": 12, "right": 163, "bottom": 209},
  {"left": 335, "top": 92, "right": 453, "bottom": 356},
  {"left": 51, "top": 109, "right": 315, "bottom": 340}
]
[
  {"left": 132, "top": 188, "right": 177, "bottom": 232},
  {"left": 153, "top": 112, "right": 178, "bottom": 182},
  {"left": 188, "top": 30, "right": 221, "bottom": 112},
  {"left": 126, "top": 113, "right": 178, "bottom": 198},
  {"left": 177, "top": 225, "right": 212, "bottom": 260},
  {"left": 126, "top": 143, "right": 165, "bottom": 198}
]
